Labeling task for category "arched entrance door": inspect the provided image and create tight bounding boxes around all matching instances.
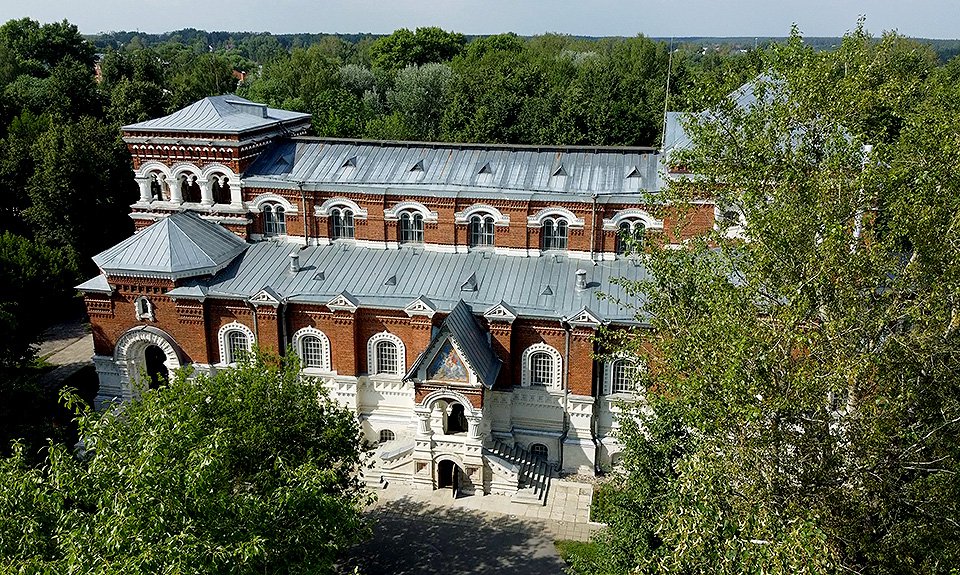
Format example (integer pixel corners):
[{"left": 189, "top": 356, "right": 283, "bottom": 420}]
[
  {"left": 437, "top": 459, "right": 463, "bottom": 497},
  {"left": 144, "top": 345, "right": 169, "bottom": 389}
]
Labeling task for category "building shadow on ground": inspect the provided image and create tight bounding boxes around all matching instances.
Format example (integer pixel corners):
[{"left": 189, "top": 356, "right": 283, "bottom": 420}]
[{"left": 342, "top": 495, "right": 567, "bottom": 575}]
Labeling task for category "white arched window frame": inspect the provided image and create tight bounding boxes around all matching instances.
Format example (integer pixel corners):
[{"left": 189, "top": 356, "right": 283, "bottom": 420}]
[
  {"left": 315, "top": 198, "right": 368, "bottom": 219},
  {"left": 367, "top": 331, "right": 406, "bottom": 376},
  {"left": 329, "top": 207, "right": 355, "bottom": 240},
  {"left": 134, "top": 296, "right": 154, "bottom": 321},
  {"left": 398, "top": 211, "right": 425, "bottom": 244},
  {"left": 541, "top": 217, "right": 569, "bottom": 251},
  {"left": 262, "top": 204, "right": 287, "bottom": 236},
  {"left": 468, "top": 214, "right": 496, "bottom": 247},
  {"left": 454, "top": 204, "right": 509, "bottom": 226},
  {"left": 604, "top": 357, "right": 643, "bottom": 396},
  {"left": 616, "top": 220, "right": 646, "bottom": 254},
  {"left": 520, "top": 343, "right": 563, "bottom": 389},
  {"left": 383, "top": 201, "right": 438, "bottom": 223},
  {"left": 291, "top": 326, "right": 332, "bottom": 372},
  {"left": 218, "top": 322, "right": 255, "bottom": 365}
]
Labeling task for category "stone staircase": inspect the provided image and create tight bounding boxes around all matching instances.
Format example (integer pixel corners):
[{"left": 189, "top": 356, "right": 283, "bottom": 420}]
[{"left": 484, "top": 437, "right": 553, "bottom": 506}]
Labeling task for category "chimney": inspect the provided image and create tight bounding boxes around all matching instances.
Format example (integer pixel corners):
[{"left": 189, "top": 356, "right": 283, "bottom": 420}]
[
  {"left": 575, "top": 269, "right": 587, "bottom": 292},
  {"left": 289, "top": 253, "right": 300, "bottom": 273}
]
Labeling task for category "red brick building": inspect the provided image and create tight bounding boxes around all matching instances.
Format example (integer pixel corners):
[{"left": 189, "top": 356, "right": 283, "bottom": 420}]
[{"left": 77, "top": 95, "right": 717, "bottom": 499}]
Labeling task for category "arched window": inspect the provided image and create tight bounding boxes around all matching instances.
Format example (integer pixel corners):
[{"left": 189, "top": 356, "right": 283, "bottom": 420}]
[
  {"left": 529, "top": 352, "right": 555, "bottom": 386},
  {"left": 180, "top": 175, "right": 201, "bottom": 203},
  {"left": 616, "top": 220, "right": 646, "bottom": 254},
  {"left": 541, "top": 217, "right": 568, "bottom": 251},
  {"left": 134, "top": 296, "right": 154, "bottom": 321},
  {"left": 330, "top": 207, "right": 355, "bottom": 240},
  {"left": 211, "top": 175, "right": 231, "bottom": 204},
  {"left": 530, "top": 443, "right": 548, "bottom": 461},
  {"left": 379, "top": 429, "right": 396, "bottom": 443},
  {"left": 399, "top": 211, "right": 424, "bottom": 244},
  {"left": 263, "top": 204, "right": 286, "bottom": 236},
  {"left": 468, "top": 214, "right": 495, "bottom": 247},
  {"left": 225, "top": 330, "right": 249, "bottom": 364},
  {"left": 375, "top": 340, "right": 399, "bottom": 374},
  {"left": 299, "top": 335, "right": 325, "bottom": 368},
  {"left": 149, "top": 173, "right": 163, "bottom": 201},
  {"left": 611, "top": 360, "right": 639, "bottom": 394},
  {"left": 292, "top": 327, "right": 332, "bottom": 372}
]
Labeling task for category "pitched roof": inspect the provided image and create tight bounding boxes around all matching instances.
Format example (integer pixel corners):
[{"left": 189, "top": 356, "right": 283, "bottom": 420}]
[
  {"left": 172, "top": 240, "right": 649, "bottom": 324},
  {"left": 405, "top": 300, "right": 502, "bottom": 389},
  {"left": 122, "top": 95, "right": 310, "bottom": 134},
  {"left": 93, "top": 211, "right": 247, "bottom": 279},
  {"left": 243, "top": 138, "right": 662, "bottom": 201}
]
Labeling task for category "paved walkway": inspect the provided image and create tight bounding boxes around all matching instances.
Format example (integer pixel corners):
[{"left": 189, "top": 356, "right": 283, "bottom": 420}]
[{"left": 38, "top": 320, "right": 94, "bottom": 386}]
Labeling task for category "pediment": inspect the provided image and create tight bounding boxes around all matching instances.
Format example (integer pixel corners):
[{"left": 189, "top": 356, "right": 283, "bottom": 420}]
[
  {"left": 404, "top": 296, "right": 437, "bottom": 318},
  {"left": 483, "top": 301, "right": 517, "bottom": 324},
  {"left": 326, "top": 291, "right": 359, "bottom": 313},
  {"left": 568, "top": 306, "right": 602, "bottom": 328},
  {"left": 249, "top": 286, "right": 282, "bottom": 307}
]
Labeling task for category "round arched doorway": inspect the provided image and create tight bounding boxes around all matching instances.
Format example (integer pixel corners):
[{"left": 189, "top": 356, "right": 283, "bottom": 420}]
[{"left": 437, "top": 459, "right": 464, "bottom": 497}]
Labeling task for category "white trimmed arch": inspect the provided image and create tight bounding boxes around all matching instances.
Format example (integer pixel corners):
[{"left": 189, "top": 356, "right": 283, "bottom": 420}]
[
  {"left": 114, "top": 326, "right": 183, "bottom": 397},
  {"left": 249, "top": 192, "right": 297, "bottom": 214},
  {"left": 520, "top": 342, "right": 563, "bottom": 388},
  {"left": 367, "top": 331, "right": 406, "bottom": 375},
  {"left": 384, "top": 200, "right": 438, "bottom": 223},
  {"left": 200, "top": 162, "right": 239, "bottom": 180},
  {"left": 291, "top": 326, "right": 332, "bottom": 372},
  {"left": 315, "top": 197, "right": 368, "bottom": 219},
  {"left": 217, "top": 321, "right": 255, "bottom": 365},
  {"left": 418, "top": 388, "right": 480, "bottom": 417},
  {"left": 169, "top": 161, "right": 203, "bottom": 182},
  {"left": 603, "top": 208, "right": 663, "bottom": 231},
  {"left": 527, "top": 207, "right": 584, "bottom": 228},
  {"left": 134, "top": 161, "right": 172, "bottom": 180},
  {"left": 454, "top": 203, "right": 510, "bottom": 226}
]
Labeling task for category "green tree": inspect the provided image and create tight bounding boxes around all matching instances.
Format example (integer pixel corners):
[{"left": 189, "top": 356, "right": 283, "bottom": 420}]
[
  {"left": 369, "top": 27, "right": 465, "bottom": 71},
  {"left": 587, "top": 27, "right": 960, "bottom": 575},
  {"left": 0, "top": 351, "right": 371, "bottom": 573}
]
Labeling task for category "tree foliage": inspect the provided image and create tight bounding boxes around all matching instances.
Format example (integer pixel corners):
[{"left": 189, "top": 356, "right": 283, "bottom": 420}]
[
  {"left": 0, "top": 352, "right": 371, "bottom": 573},
  {"left": 586, "top": 27, "right": 960, "bottom": 575}
]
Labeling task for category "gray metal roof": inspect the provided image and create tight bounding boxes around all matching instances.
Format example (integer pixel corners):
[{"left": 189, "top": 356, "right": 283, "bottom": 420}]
[
  {"left": 405, "top": 301, "right": 502, "bottom": 389},
  {"left": 123, "top": 95, "right": 310, "bottom": 134},
  {"left": 75, "top": 274, "right": 112, "bottom": 294},
  {"left": 172, "top": 240, "right": 649, "bottom": 324},
  {"left": 93, "top": 211, "right": 248, "bottom": 279},
  {"left": 243, "top": 138, "right": 663, "bottom": 200}
]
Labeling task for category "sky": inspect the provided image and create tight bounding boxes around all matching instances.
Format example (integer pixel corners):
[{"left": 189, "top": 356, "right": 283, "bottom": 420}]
[{"left": 0, "top": 0, "right": 957, "bottom": 39}]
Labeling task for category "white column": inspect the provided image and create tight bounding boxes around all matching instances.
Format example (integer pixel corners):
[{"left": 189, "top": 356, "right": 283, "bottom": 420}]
[
  {"left": 230, "top": 179, "right": 243, "bottom": 207},
  {"left": 135, "top": 176, "right": 152, "bottom": 203},
  {"left": 170, "top": 178, "right": 184, "bottom": 204},
  {"left": 466, "top": 415, "right": 483, "bottom": 441},
  {"left": 415, "top": 407, "right": 433, "bottom": 437},
  {"left": 198, "top": 178, "right": 214, "bottom": 206}
]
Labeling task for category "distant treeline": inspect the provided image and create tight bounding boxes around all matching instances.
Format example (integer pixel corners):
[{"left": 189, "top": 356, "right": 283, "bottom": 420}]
[{"left": 87, "top": 28, "right": 960, "bottom": 63}]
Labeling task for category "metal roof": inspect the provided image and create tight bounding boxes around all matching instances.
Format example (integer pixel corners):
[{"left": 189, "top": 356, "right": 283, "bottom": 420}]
[
  {"left": 122, "top": 95, "right": 310, "bottom": 135},
  {"left": 172, "top": 240, "right": 649, "bottom": 324},
  {"left": 93, "top": 211, "right": 248, "bottom": 280},
  {"left": 243, "top": 138, "right": 663, "bottom": 200},
  {"left": 405, "top": 300, "right": 502, "bottom": 389},
  {"left": 75, "top": 274, "right": 112, "bottom": 294}
]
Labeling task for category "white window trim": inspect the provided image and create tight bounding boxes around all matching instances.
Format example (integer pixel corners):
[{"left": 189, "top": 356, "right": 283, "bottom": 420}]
[
  {"left": 134, "top": 296, "right": 154, "bottom": 321},
  {"left": 520, "top": 343, "right": 563, "bottom": 389},
  {"left": 291, "top": 326, "right": 333, "bottom": 373},
  {"left": 454, "top": 204, "right": 510, "bottom": 226},
  {"left": 315, "top": 197, "right": 368, "bottom": 219},
  {"left": 527, "top": 207, "right": 584, "bottom": 228},
  {"left": 367, "top": 331, "right": 406, "bottom": 377},
  {"left": 217, "top": 321, "right": 255, "bottom": 365},
  {"left": 199, "top": 162, "right": 239, "bottom": 181},
  {"left": 248, "top": 193, "right": 298, "bottom": 214},
  {"left": 602, "top": 208, "right": 664, "bottom": 231},
  {"left": 383, "top": 201, "right": 438, "bottom": 223}
]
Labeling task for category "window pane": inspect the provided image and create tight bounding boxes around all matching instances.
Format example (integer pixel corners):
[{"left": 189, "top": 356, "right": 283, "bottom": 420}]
[
  {"left": 300, "top": 335, "right": 325, "bottom": 368},
  {"left": 530, "top": 352, "right": 553, "bottom": 386},
  {"left": 612, "top": 360, "right": 638, "bottom": 394},
  {"left": 276, "top": 207, "right": 286, "bottom": 235},
  {"left": 376, "top": 340, "right": 398, "bottom": 374},
  {"left": 530, "top": 443, "right": 548, "bottom": 460},
  {"left": 227, "top": 330, "right": 248, "bottom": 363}
]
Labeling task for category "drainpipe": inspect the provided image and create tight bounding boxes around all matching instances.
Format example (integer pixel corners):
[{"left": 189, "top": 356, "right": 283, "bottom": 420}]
[
  {"left": 559, "top": 319, "right": 572, "bottom": 473},
  {"left": 247, "top": 301, "right": 259, "bottom": 347},
  {"left": 298, "top": 181, "right": 309, "bottom": 246},
  {"left": 589, "top": 193, "right": 598, "bottom": 262},
  {"left": 278, "top": 301, "right": 288, "bottom": 356}
]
